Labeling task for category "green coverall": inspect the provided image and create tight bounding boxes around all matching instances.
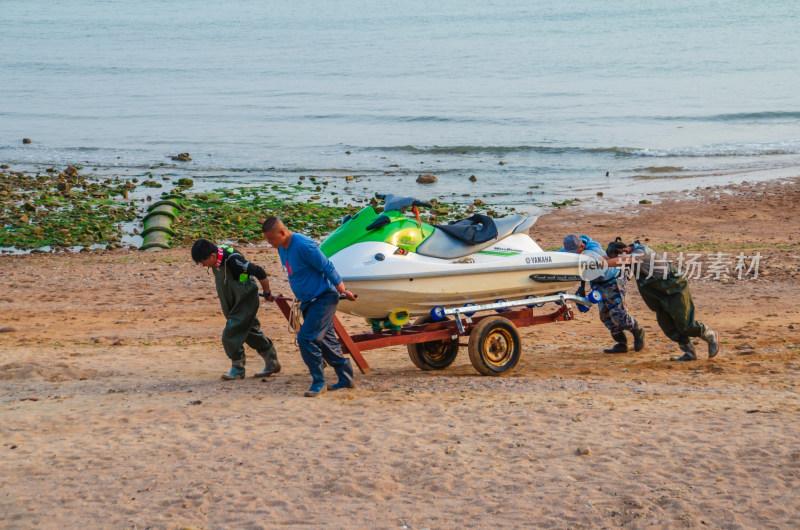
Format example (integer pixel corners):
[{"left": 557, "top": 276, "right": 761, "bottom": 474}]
[
  {"left": 212, "top": 249, "right": 277, "bottom": 369},
  {"left": 635, "top": 262, "right": 707, "bottom": 345}
]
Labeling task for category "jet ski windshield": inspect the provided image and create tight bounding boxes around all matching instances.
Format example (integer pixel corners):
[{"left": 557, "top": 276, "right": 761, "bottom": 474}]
[{"left": 377, "top": 193, "right": 431, "bottom": 213}]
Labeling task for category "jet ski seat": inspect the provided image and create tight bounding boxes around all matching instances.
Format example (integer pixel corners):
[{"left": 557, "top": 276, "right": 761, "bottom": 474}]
[{"left": 416, "top": 214, "right": 535, "bottom": 259}]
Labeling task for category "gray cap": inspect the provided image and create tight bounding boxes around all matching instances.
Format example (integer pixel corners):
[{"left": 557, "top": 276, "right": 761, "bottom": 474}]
[{"left": 562, "top": 234, "right": 583, "bottom": 253}]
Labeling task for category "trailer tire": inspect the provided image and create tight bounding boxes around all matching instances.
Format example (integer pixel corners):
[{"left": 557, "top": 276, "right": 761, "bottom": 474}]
[
  {"left": 468, "top": 316, "right": 521, "bottom": 376},
  {"left": 407, "top": 315, "right": 459, "bottom": 371}
]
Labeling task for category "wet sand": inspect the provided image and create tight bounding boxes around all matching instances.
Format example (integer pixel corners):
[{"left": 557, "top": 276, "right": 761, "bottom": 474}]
[{"left": 2, "top": 178, "right": 799, "bottom": 528}]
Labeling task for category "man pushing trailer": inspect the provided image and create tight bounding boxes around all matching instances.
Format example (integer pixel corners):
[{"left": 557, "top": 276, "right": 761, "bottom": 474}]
[
  {"left": 605, "top": 238, "right": 720, "bottom": 361},
  {"left": 561, "top": 234, "right": 646, "bottom": 355}
]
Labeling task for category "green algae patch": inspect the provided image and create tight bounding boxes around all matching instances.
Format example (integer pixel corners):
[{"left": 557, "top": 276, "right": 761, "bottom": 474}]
[
  {"left": 170, "top": 185, "right": 359, "bottom": 244},
  {"left": 0, "top": 169, "right": 138, "bottom": 249},
  {"left": 1, "top": 168, "right": 513, "bottom": 251},
  {"left": 169, "top": 185, "right": 506, "bottom": 245},
  {"left": 551, "top": 198, "right": 581, "bottom": 208}
]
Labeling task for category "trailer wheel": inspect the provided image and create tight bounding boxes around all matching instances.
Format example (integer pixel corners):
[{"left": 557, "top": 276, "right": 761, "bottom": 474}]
[
  {"left": 467, "top": 316, "right": 521, "bottom": 376},
  {"left": 407, "top": 315, "right": 459, "bottom": 371}
]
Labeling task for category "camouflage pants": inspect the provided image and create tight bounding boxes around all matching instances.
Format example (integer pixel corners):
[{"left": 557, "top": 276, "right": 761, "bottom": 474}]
[{"left": 593, "top": 276, "right": 638, "bottom": 335}]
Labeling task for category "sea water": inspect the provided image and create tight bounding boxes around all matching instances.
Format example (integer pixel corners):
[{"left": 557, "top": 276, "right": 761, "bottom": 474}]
[{"left": 2, "top": 0, "right": 799, "bottom": 212}]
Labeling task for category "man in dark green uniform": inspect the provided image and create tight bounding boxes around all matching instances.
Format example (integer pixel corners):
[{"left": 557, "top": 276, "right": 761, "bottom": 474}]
[
  {"left": 606, "top": 239, "right": 719, "bottom": 361},
  {"left": 191, "top": 239, "right": 280, "bottom": 379}
]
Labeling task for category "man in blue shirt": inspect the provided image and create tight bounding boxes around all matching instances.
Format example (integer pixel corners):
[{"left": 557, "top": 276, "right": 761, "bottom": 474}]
[
  {"left": 563, "top": 234, "right": 645, "bottom": 354},
  {"left": 261, "top": 216, "right": 357, "bottom": 397}
]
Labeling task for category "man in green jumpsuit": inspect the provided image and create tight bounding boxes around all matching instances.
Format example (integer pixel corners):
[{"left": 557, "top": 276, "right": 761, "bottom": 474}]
[
  {"left": 606, "top": 239, "right": 719, "bottom": 361},
  {"left": 192, "top": 239, "right": 280, "bottom": 379}
]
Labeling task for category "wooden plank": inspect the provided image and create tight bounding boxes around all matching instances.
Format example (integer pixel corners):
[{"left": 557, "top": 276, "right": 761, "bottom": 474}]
[
  {"left": 274, "top": 295, "right": 292, "bottom": 321},
  {"left": 333, "top": 316, "right": 370, "bottom": 374},
  {"left": 349, "top": 328, "right": 457, "bottom": 350}
]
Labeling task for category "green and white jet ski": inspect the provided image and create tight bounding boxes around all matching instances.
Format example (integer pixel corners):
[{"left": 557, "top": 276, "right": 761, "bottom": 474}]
[{"left": 320, "top": 194, "right": 600, "bottom": 324}]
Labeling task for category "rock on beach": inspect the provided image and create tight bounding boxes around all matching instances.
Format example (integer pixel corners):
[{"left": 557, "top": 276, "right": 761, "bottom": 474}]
[{"left": 417, "top": 174, "right": 438, "bottom": 184}]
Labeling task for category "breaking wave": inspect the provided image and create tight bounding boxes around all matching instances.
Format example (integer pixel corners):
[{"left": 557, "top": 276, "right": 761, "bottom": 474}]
[
  {"left": 653, "top": 111, "right": 800, "bottom": 122},
  {"left": 368, "top": 141, "right": 800, "bottom": 158}
]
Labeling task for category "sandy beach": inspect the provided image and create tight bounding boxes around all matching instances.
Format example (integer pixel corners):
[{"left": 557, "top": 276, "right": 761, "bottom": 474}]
[{"left": 2, "top": 178, "right": 799, "bottom": 528}]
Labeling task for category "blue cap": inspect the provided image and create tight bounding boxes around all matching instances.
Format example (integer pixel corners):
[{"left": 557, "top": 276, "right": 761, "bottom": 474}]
[{"left": 562, "top": 234, "right": 583, "bottom": 253}]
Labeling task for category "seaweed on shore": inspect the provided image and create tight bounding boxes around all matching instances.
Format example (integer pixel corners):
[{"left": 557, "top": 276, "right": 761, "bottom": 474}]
[
  {"left": 1, "top": 166, "right": 511, "bottom": 251},
  {"left": 0, "top": 167, "right": 138, "bottom": 250},
  {"left": 167, "top": 184, "right": 500, "bottom": 245},
  {"left": 169, "top": 185, "right": 360, "bottom": 245}
]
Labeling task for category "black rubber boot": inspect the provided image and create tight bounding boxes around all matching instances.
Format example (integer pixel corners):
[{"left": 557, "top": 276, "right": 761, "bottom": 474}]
[
  {"left": 221, "top": 359, "right": 246, "bottom": 380},
  {"left": 670, "top": 341, "right": 697, "bottom": 362},
  {"left": 703, "top": 329, "right": 720, "bottom": 358},
  {"left": 632, "top": 324, "right": 646, "bottom": 352},
  {"left": 603, "top": 332, "right": 629, "bottom": 354},
  {"left": 254, "top": 346, "right": 281, "bottom": 377},
  {"left": 328, "top": 380, "right": 356, "bottom": 391},
  {"left": 254, "top": 361, "right": 281, "bottom": 378}
]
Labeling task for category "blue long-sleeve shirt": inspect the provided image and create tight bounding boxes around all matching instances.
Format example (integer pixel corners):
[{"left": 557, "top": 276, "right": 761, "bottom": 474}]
[
  {"left": 579, "top": 235, "right": 605, "bottom": 255},
  {"left": 277, "top": 233, "right": 342, "bottom": 302}
]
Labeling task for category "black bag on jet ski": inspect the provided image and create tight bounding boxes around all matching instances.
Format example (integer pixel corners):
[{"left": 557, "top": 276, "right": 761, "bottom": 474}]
[{"left": 435, "top": 214, "right": 498, "bottom": 244}]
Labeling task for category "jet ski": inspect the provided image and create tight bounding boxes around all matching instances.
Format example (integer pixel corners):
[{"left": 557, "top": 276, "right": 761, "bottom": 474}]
[{"left": 320, "top": 194, "right": 598, "bottom": 323}]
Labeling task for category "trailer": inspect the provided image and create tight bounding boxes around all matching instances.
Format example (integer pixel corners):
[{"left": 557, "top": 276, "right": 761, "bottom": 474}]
[{"left": 273, "top": 291, "right": 601, "bottom": 376}]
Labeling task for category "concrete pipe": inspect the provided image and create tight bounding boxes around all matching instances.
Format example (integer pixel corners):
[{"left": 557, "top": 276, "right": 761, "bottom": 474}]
[{"left": 139, "top": 199, "right": 183, "bottom": 251}]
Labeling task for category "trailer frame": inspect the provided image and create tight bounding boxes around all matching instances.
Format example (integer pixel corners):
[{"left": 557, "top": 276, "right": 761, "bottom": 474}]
[{"left": 274, "top": 294, "right": 589, "bottom": 375}]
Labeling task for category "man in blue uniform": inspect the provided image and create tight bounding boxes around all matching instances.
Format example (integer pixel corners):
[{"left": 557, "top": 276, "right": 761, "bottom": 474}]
[
  {"left": 562, "top": 234, "right": 645, "bottom": 354},
  {"left": 261, "top": 217, "right": 357, "bottom": 397},
  {"left": 191, "top": 238, "right": 280, "bottom": 380}
]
